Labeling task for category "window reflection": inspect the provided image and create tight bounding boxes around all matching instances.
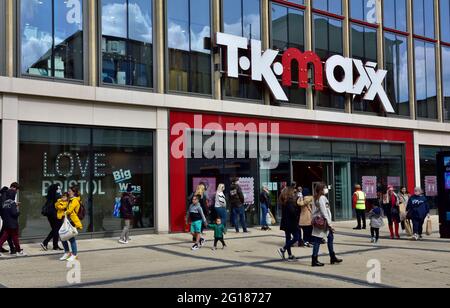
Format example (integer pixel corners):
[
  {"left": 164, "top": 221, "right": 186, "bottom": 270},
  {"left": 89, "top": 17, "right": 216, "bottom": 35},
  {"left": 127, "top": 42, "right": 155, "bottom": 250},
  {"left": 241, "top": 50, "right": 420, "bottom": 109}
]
[
  {"left": 413, "top": 0, "right": 435, "bottom": 38},
  {"left": 313, "top": 14, "right": 344, "bottom": 110},
  {"left": 101, "top": 0, "right": 153, "bottom": 88},
  {"left": 312, "top": 0, "right": 342, "bottom": 15},
  {"left": 384, "top": 33, "right": 409, "bottom": 116},
  {"left": 383, "top": 0, "right": 407, "bottom": 32},
  {"left": 21, "top": 0, "right": 83, "bottom": 79},
  {"left": 351, "top": 24, "right": 380, "bottom": 113},
  {"left": 271, "top": 3, "right": 306, "bottom": 106},
  {"left": 223, "top": 0, "right": 262, "bottom": 100},
  {"left": 350, "top": 0, "right": 377, "bottom": 23},
  {"left": 441, "top": 0, "right": 450, "bottom": 43},
  {"left": 415, "top": 40, "right": 437, "bottom": 119},
  {"left": 167, "top": 0, "right": 211, "bottom": 94}
]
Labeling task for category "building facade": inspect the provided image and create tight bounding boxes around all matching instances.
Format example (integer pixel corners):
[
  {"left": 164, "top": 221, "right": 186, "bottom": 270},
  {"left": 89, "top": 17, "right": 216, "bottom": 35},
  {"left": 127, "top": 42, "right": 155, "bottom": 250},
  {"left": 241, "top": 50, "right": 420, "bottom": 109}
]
[{"left": 0, "top": 0, "right": 449, "bottom": 238}]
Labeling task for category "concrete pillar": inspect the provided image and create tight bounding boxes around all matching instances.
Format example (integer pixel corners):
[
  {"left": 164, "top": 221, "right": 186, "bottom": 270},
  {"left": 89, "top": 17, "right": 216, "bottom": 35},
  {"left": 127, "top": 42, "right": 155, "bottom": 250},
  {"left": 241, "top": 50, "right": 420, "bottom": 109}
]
[
  {"left": 155, "top": 108, "right": 169, "bottom": 233},
  {"left": 376, "top": 0, "right": 384, "bottom": 70},
  {"left": 155, "top": 0, "right": 165, "bottom": 94},
  {"left": 212, "top": 0, "right": 222, "bottom": 100},
  {"left": 343, "top": 0, "right": 352, "bottom": 113},
  {"left": 262, "top": 0, "right": 272, "bottom": 105},
  {"left": 305, "top": 0, "right": 314, "bottom": 110},
  {"left": 1, "top": 95, "right": 19, "bottom": 187},
  {"left": 5, "top": 0, "right": 14, "bottom": 77},
  {"left": 88, "top": 0, "right": 98, "bottom": 87},
  {"left": 435, "top": 0, "right": 444, "bottom": 122},
  {"left": 407, "top": 0, "right": 416, "bottom": 120}
]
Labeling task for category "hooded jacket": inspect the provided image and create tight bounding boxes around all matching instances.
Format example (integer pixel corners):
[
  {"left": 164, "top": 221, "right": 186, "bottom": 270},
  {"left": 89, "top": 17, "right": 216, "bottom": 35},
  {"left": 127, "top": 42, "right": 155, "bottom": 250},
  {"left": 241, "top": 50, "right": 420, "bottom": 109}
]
[
  {"left": 120, "top": 193, "right": 135, "bottom": 220},
  {"left": 1, "top": 190, "right": 20, "bottom": 229},
  {"left": 66, "top": 196, "right": 83, "bottom": 230},
  {"left": 298, "top": 195, "right": 314, "bottom": 226},
  {"left": 368, "top": 206, "right": 384, "bottom": 229}
]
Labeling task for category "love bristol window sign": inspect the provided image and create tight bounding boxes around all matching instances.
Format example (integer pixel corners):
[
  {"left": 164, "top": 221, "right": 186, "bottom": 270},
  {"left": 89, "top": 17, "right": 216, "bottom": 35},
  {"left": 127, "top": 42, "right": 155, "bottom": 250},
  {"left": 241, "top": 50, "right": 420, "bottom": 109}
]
[{"left": 216, "top": 32, "right": 395, "bottom": 114}]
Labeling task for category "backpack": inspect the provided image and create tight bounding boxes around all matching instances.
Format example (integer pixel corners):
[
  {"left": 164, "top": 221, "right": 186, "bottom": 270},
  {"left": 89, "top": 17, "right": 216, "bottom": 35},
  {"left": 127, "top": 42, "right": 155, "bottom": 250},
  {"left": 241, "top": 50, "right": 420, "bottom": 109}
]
[{"left": 77, "top": 200, "right": 86, "bottom": 221}]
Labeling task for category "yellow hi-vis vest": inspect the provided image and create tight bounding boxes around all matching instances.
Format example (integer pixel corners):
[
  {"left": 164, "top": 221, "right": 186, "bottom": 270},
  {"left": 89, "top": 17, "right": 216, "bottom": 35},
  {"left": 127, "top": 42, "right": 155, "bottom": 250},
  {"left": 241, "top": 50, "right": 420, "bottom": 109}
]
[{"left": 355, "top": 191, "right": 366, "bottom": 210}]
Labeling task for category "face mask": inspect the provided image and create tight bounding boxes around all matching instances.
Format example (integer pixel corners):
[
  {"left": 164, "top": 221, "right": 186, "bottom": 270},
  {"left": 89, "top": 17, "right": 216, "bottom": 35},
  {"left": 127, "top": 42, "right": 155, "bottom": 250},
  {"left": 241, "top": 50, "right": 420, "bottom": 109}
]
[{"left": 324, "top": 188, "right": 329, "bottom": 195}]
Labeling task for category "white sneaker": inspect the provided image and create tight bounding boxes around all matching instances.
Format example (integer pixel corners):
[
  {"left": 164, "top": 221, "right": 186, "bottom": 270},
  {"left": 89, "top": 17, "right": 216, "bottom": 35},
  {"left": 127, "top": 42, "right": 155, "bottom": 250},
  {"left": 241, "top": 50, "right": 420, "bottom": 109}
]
[
  {"left": 413, "top": 234, "right": 419, "bottom": 241},
  {"left": 118, "top": 239, "right": 129, "bottom": 244},
  {"left": 199, "top": 238, "right": 206, "bottom": 246},
  {"left": 16, "top": 250, "right": 27, "bottom": 257},
  {"left": 66, "top": 255, "right": 78, "bottom": 262},
  {"left": 59, "top": 253, "right": 71, "bottom": 261},
  {"left": 370, "top": 238, "right": 375, "bottom": 243}
]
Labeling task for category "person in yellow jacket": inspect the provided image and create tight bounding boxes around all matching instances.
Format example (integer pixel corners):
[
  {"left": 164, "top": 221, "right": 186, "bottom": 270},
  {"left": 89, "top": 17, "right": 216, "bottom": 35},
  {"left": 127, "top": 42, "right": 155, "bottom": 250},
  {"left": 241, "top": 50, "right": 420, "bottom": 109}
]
[
  {"left": 59, "top": 186, "right": 83, "bottom": 262},
  {"left": 353, "top": 184, "right": 367, "bottom": 230}
]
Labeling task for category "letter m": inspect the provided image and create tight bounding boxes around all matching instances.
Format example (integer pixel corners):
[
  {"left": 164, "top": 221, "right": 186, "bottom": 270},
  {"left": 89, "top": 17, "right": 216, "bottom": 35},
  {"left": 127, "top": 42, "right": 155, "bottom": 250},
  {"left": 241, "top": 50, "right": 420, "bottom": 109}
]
[{"left": 282, "top": 49, "right": 324, "bottom": 91}]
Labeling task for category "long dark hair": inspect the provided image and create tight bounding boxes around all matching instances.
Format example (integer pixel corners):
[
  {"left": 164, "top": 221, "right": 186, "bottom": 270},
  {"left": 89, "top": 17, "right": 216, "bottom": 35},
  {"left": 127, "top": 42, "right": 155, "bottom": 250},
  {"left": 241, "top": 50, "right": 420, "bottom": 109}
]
[
  {"left": 314, "top": 183, "right": 326, "bottom": 202},
  {"left": 46, "top": 184, "right": 59, "bottom": 201}
]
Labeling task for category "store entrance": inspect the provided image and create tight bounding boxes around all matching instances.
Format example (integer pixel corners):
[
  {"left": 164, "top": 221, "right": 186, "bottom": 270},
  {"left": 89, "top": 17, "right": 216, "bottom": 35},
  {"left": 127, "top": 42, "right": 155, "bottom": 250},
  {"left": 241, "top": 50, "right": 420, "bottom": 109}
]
[{"left": 291, "top": 160, "right": 335, "bottom": 219}]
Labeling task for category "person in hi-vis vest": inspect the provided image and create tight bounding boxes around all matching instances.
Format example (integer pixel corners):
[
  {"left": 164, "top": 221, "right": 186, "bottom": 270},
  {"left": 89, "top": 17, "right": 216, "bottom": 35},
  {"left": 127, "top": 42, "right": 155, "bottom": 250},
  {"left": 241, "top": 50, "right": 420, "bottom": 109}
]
[{"left": 353, "top": 184, "right": 367, "bottom": 230}]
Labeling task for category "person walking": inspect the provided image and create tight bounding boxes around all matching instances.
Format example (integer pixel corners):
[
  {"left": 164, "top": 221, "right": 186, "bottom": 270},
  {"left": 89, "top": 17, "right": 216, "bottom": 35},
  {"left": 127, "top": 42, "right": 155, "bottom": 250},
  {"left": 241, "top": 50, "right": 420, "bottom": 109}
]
[
  {"left": 119, "top": 185, "right": 134, "bottom": 244},
  {"left": 383, "top": 186, "right": 401, "bottom": 239},
  {"left": 59, "top": 186, "right": 83, "bottom": 262},
  {"left": 353, "top": 184, "right": 367, "bottom": 230},
  {"left": 311, "top": 183, "right": 342, "bottom": 267},
  {"left": 0, "top": 186, "right": 15, "bottom": 254},
  {"left": 0, "top": 183, "right": 26, "bottom": 257},
  {"left": 214, "top": 184, "right": 227, "bottom": 229},
  {"left": 406, "top": 187, "right": 430, "bottom": 241},
  {"left": 298, "top": 188, "right": 313, "bottom": 247},
  {"left": 367, "top": 200, "right": 384, "bottom": 244},
  {"left": 40, "top": 184, "right": 63, "bottom": 251},
  {"left": 208, "top": 217, "right": 227, "bottom": 250},
  {"left": 398, "top": 187, "right": 410, "bottom": 232},
  {"left": 186, "top": 195, "right": 208, "bottom": 251},
  {"left": 229, "top": 178, "right": 247, "bottom": 233},
  {"left": 260, "top": 185, "right": 271, "bottom": 231},
  {"left": 277, "top": 184, "right": 301, "bottom": 262}
]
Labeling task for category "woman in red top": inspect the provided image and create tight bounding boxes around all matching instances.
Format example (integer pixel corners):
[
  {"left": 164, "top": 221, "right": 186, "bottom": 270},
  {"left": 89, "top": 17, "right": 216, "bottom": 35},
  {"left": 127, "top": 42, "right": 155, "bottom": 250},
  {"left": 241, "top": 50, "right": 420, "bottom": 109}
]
[{"left": 382, "top": 186, "right": 401, "bottom": 239}]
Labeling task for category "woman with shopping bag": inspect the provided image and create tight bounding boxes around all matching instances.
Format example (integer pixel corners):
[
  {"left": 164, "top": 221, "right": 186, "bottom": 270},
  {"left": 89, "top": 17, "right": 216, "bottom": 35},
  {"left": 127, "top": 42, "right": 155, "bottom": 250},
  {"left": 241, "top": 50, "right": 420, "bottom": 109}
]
[
  {"left": 58, "top": 186, "right": 83, "bottom": 262},
  {"left": 406, "top": 187, "right": 430, "bottom": 241}
]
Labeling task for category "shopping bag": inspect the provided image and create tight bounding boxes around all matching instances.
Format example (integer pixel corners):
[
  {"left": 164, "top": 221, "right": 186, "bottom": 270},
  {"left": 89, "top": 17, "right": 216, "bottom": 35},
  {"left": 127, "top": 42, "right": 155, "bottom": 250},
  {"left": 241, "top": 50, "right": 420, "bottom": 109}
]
[
  {"left": 269, "top": 210, "right": 276, "bottom": 225},
  {"left": 113, "top": 198, "right": 121, "bottom": 219},
  {"left": 404, "top": 219, "right": 413, "bottom": 237},
  {"left": 399, "top": 203, "right": 407, "bottom": 221},
  {"left": 59, "top": 215, "right": 78, "bottom": 242},
  {"left": 426, "top": 217, "right": 433, "bottom": 236},
  {"left": 266, "top": 212, "right": 272, "bottom": 226}
]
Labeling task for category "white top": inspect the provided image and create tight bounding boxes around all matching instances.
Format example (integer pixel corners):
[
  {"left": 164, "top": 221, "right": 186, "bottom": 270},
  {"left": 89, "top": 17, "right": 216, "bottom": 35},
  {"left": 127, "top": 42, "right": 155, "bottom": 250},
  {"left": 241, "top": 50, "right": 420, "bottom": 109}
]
[{"left": 215, "top": 192, "right": 226, "bottom": 208}]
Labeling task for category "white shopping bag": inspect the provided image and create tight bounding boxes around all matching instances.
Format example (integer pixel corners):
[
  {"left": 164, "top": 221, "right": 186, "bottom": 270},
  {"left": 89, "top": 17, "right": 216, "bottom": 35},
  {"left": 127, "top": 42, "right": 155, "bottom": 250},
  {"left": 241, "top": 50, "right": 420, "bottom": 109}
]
[
  {"left": 266, "top": 212, "right": 272, "bottom": 226},
  {"left": 59, "top": 214, "right": 78, "bottom": 242}
]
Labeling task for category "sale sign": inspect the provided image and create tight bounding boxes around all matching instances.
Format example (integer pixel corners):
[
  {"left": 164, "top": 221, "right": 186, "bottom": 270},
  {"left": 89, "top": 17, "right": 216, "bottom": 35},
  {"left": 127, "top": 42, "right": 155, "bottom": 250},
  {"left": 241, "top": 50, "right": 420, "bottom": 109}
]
[
  {"left": 362, "top": 176, "right": 377, "bottom": 199},
  {"left": 239, "top": 177, "right": 255, "bottom": 205},
  {"left": 425, "top": 176, "right": 438, "bottom": 197}
]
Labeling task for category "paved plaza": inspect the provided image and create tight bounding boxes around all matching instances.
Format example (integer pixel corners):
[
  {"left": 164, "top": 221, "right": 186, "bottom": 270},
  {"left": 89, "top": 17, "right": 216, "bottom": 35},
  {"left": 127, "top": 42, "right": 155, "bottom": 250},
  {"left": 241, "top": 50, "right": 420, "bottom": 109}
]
[{"left": 0, "top": 216, "right": 449, "bottom": 288}]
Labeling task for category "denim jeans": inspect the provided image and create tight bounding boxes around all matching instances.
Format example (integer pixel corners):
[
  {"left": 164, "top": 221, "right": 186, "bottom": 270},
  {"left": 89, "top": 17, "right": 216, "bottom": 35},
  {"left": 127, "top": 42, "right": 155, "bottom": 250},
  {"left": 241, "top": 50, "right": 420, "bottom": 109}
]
[
  {"left": 215, "top": 207, "right": 227, "bottom": 229},
  {"left": 233, "top": 207, "right": 247, "bottom": 232},
  {"left": 260, "top": 203, "right": 268, "bottom": 227},
  {"left": 284, "top": 230, "right": 300, "bottom": 256},
  {"left": 62, "top": 237, "right": 78, "bottom": 255},
  {"left": 312, "top": 231, "right": 335, "bottom": 257}
]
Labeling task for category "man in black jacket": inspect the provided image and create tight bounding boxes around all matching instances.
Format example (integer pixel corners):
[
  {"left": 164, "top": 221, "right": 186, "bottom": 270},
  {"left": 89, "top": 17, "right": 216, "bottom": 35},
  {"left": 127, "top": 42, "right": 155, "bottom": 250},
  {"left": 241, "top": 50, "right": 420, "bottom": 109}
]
[
  {"left": 229, "top": 177, "right": 248, "bottom": 233},
  {"left": 0, "top": 182, "right": 25, "bottom": 256},
  {"left": 0, "top": 185, "right": 16, "bottom": 254}
]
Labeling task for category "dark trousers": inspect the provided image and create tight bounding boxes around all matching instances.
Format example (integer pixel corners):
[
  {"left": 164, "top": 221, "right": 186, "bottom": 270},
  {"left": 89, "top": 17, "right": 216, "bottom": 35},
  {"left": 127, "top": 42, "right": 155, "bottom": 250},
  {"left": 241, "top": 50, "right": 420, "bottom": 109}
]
[
  {"left": 233, "top": 207, "right": 247, "bottom": 232},
  {"left": 43, "top": 216, "right": 63, "bottom": 248},
  {"left": 371, "top": 227, "right": 380, "bottom": 241},
  {"left": 412, "top": 218, "right": 425, "bottom": 235},
  {"left": 0, "top": 225, "right": 15, "bottom": 252},
  {"left": 0, "top": 228, "right": 20, "bottom": 252},
  {"left": 283, "top": 230, "right": 300, "bottom": 256},
  {"left": 301, "top": 225, "right": 313, "bottom": 243},
  {"left": 355, "top": 209, "right": 366, "bottom": 228},
  {"left": 214, "top": 237, "right": 226, "bottom": 247},
  {"left": 312, "top": 232, "right": 335, "bottom": 257}
]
